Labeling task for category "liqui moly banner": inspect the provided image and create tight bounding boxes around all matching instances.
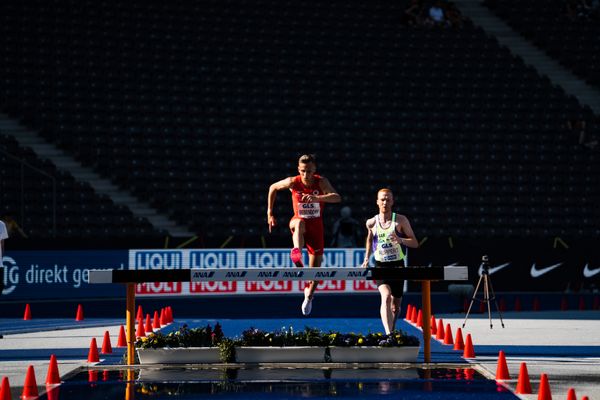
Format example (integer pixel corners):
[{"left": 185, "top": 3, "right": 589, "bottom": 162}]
[
  {"left": 128, "top": 241, "right": 600, "bottom": 297},
  {"left": 128, "top": 248, "right": 375, "bottom": 297}
]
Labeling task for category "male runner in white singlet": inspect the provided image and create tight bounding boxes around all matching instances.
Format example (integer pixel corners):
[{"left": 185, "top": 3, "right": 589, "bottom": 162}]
[{"left": 361, "top": 188, "right": 419, "bottom": 334}]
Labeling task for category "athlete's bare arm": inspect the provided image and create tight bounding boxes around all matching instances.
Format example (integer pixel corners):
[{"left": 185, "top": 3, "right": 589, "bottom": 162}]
[
  {"left": 394, "top": 214, "right": 419, "bottom": 248},
  {"left": 361, "top": 217, "right": 376, "bottom": 267},
  {"left": 303, "top": 177, "right": 341, "bottom": 203},
  {"left": 267, "top": 177, "right": 294, "bottom": 233}
]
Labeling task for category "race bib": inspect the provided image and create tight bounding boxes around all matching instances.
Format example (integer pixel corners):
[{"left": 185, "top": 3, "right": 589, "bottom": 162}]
[
  {"left": 376, "top": 240, "right": 402, "bottom": 262},
  {"left": 298, "top": 202, "right": 321, "bottom": 218}
]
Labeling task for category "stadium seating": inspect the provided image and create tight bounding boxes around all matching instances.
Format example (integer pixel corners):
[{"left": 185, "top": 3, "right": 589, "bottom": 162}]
[
  {"left": 485, "top": 0, "right": 600, "bottom": 88},
  {"left": 0, "top": 0, "right": 598, "bottom": 240},
  {"left": 0, "top": 134, "right": 158, "bottom": 238}
]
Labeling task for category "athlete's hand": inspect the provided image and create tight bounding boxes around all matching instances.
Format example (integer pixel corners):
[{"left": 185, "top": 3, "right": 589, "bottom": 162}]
[
  {"left": 361, "top": 258, "right": 369, "bottom": 268},
  {"left": 302, "top": 193, "right": 317, "bottom": 202},
  {"left": 267, "top": 215, "right": 277, "bottom": 233}
]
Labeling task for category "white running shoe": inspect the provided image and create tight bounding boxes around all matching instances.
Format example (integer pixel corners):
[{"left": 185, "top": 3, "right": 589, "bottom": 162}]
[{"left": 301, "top": 288, "right": 313, "bottom": 316}]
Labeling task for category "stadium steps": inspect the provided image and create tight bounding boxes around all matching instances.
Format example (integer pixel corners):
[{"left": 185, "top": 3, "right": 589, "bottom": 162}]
[
  {"left": 0, "top": 113, "right": 194, "bottom": 237},
  {"left": 455, "top": 0, "right": 600, "bottom": 114}
]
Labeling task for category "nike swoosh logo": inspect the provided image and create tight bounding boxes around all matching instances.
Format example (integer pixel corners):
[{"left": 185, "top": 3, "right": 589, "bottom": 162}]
[
  {"left": 530, "top": 262, "right": 563, "bottom": 278},
  {"left": 479, "top": 262, "right": 511, "bottom": 276},
  {"left": 583, "top": 264, "right": 600, "bottom": 278}
]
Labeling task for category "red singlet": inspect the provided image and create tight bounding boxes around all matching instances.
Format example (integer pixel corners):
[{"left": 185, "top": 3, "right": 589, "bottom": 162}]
[{"left": 290, "top": 175, "right": 325, "bottom": 256}]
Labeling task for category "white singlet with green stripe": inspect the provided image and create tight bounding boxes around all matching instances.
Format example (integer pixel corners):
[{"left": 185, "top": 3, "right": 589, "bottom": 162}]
[{"left": 374, "top": 213, "right": 406, "bottom": 262}]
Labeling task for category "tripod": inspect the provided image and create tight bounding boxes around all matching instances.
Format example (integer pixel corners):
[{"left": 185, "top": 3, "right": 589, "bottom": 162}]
[{"left": 462, "top": 255, "right": 505, "bottom": 329}]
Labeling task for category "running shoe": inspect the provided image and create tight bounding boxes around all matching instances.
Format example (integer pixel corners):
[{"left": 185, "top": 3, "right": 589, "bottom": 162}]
[
  {"left": 301, "top": 288, "right": 313, "bottom": 316},
  {"left": 290, "top": 248, "right": 304, "bottom": 268}
]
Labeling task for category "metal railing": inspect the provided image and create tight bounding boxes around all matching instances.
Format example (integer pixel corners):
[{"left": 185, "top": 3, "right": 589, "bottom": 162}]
[{"left": 0, "top": 147, "right": 57, "bottom": 237}]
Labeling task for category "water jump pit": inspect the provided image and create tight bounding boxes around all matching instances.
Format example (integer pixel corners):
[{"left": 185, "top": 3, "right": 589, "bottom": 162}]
[{"left": 39, "top": 365, "right": 518, "bottom": 400}]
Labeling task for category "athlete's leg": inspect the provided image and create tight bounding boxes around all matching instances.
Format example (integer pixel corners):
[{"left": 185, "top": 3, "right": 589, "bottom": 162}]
[
  {"left": 390, "top": 296, "right": 402, "bottom": 332},
  {"left": 289, "top": 218, "right": 305, "bottom": 249},
  {"left": 378, "top": 284, "right": 395, "bottom": 334},
  {"left": 289, "top": 218, "right": 306, "bottom": 268},
  {"left": 306, "top": 253, "right": 323, "bottom": 297}
]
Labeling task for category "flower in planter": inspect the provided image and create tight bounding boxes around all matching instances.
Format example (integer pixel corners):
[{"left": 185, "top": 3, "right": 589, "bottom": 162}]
[
  {"left": 326, "top": 330, "right": 419, "bottom": 347},
  {"left": 136, "top": 323, "right": 225, "bottom": 349},
  {"left": 237, "top": 326, "right": 330, "bottom": 347},
  {"left": 235, "top": 326, "right": 418, "bottom": 348}
]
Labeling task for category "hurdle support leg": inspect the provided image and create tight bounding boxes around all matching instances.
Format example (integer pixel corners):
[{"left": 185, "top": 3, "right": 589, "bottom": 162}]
[
  {"left": 126, "top": 283, "right": 135, "bottom": 365},
  {"left": 421, "top": 281, "right": 432, "bottom": 363}
]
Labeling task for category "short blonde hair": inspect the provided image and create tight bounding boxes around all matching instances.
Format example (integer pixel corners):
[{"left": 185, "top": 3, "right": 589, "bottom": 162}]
[{"left": 377, "top": 188, "right": 393, "bottom": 197}]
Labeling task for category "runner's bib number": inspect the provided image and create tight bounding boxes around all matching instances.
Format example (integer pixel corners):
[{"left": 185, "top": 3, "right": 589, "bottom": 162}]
[{"left": 298, "top": 202, "right": 321, "bottom": 218}]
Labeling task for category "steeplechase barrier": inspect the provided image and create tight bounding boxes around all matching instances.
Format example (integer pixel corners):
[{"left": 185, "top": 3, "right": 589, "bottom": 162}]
[{"left": 89, "top": 266, "right": 468, "bottom": 364}]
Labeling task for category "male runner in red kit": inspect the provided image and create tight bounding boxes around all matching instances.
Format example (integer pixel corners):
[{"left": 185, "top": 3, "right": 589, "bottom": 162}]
[{"left": 267, "top": 154, "right": 341, "bottom": 315}]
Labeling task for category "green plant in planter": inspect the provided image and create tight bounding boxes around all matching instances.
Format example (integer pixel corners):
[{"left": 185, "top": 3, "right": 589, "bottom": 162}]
[
  {"left": 136, "top": 323, "right": 225, "bottom": 349},
  {"left": 326, "top": 330, "right": 419, "bottom": 347},
  {"left": 236, "top": 326, "right": 329, "bottom": 347},
  {"left": 234, "top": 326, "right": 418, "bottom": 348},
  {"left": 136, "top": 324, "right": 419, "bottom": 351},
  {"left": 218, "top": 338, "right": 236, "bottom": 363}
]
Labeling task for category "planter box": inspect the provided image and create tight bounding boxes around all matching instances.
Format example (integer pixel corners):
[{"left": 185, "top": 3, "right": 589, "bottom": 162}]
[
  {"left": 137, "top": 347, "right": 220, "bottom": 364},
  {"left": 329, "top": 346, "right": 419, "bottom": 363},
  {"left": 235, "top": 346, "right": 326, "bottom": 363},
  {"left": 137, "top": 346, "right": 420, "bottom": 364}
]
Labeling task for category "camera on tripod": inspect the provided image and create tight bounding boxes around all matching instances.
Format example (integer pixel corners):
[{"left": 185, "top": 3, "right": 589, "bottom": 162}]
[
  {"left": 480, "top": 255, "right": 490, "bottom": 275},
  {"left": 462, "top": 254, "right": 505, "bottom": 329}
]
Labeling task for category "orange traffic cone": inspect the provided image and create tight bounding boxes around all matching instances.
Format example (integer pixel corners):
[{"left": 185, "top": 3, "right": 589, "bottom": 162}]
[
  {"left": 88, "top": 370, "right": 98, "bottom": 382},
  {"left": 101, "top": 331, "right": 112, "bottom": 354},
  {"left": 463, "top": 334, "right": 475, "bottom": 358},
  {"left": 537, "top": 373, "right": 552, "bottom": 400},
  {"left": 533, "top": 296, "right": 541, "bottom": 311},
  {"left": 411, "top": 308, "right": 418, "bottom": 324},
  {"left": 436, "top": 319, "right": 445, "bottom": 341},
  {"left": 464, "top": 368, "right": 475, "bottom": 380},
  {"left": 117, "top": 326, "right": 127, "bottom": 347},
  {"left": 1, "top": 376, "right": 12, "bottom": 400},
  {"left": 578, "top": 296, "right": 586, "bottom": 311},
  {"left": 430, "top": 316, "right": 437, "bottom": 335},
  {"left": 152, "top": 311, "right": 161, "bottom": 329},
  {"left": 159, "top": 308, "right": 166, "bottom": 326},
  {"left": 514, "top": 297, "right": 522, "bottom": 312},
  {"left": 443, "top": 324, "right": 454, "bottom": 345},
  {"left": 45, "top": 354, "right": 60, "bottom": 385},
  {"left": 581, "top": 396, "right": 589, "bottom": 400},
  {"left": 566, "top": 388, "right": 577, "bottom": 400},
  {"left": 23, "top": 304, "right": 32, "bottom": 321},
  {"left": 416, "top": 310, "right": 423, "bottom": 328},
  {"left": 405, "top": 304, "right": 412, "bottom": 320},
  {"left": 45, "top": 386, "right": 60, "bottom": 400},
  {"left": 515, "top": 362, "right": 532, "bottom": 394},
  {"left": 21, "top": 365, "right": 39, "bottom": 399},
  {"left": 453, "top": 328, "right": 465, "bottom": 351},
  {"left": 144, "top": 314, "right": 153, "bottom": 334},
  {"left": 136, "top": 305, "right": 143, "bottom": 321},
  {"left": 495, "top": 350, "right": 510, "bottom": 380},
  {"left": 167, "top": 306, "right": 173, "bottom": 322},
  {"left": 75, "top": 304, "right": 84, "bottom": 321},
  {"left": 499, "top": 297, "right": 506, "bottom": 312},
  {"left": 136, "top": 318, "right": 146, "bottom": 338},
  {"left": 88, "top": 338, "right": 99, "bottom": 363}
]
